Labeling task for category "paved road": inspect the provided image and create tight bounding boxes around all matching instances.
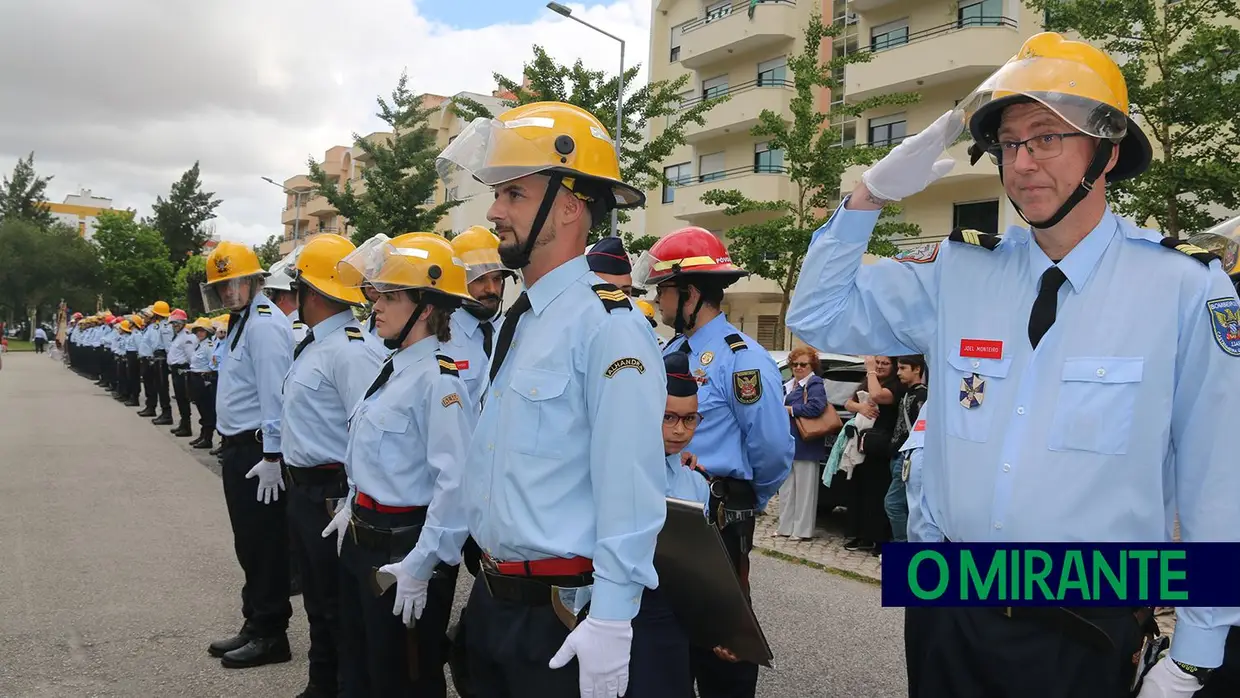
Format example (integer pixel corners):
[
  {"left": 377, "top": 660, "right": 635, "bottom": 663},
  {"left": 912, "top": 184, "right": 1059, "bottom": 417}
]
[{"left": 0, "top": 352, "right": 908, "bottom": 697}]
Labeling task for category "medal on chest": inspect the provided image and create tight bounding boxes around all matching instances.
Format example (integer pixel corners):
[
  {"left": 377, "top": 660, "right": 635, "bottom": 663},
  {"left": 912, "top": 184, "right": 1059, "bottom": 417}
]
[
  {"left": 693, "top": 368, "right": 709, "bottom": 385},
  {"left": 959, "top": 373, "right": 985, "bottom": 409}
]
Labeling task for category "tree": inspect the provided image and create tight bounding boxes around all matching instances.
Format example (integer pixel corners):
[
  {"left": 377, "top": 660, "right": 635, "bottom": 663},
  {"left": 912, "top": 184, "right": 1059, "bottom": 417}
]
[
  {"left": 173, "top": 253, "right": 207, "bottom": 318},
  {"left": 0, "top": 153, "right": 55, "bottom": 228},
  {"left": 93, "top": 210, "right": 176, "bottom": 309},
  {"left": 254, "top": 235, "right": 283, "bottom": 268},
  {"left": 452, "top": 45, "right": 728, "bottom": 248},
  {"left": 1029, "top": 0, "right": 1240, "bottom": 236},
  {"left": 0, "top": 218, "right": 101, "bottom": 335},
  {"left": 699, "top": 12, "right": 920, "bottom": 349},
  {"left": 307, "top": 72, "right": 461, "bottom": 246},
  {"left": 148, "top": 161, "right": 223, "bottom": 268}
]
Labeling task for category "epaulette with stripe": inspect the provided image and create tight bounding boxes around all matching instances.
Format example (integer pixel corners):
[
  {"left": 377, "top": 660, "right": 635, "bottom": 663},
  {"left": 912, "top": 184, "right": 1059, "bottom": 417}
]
[
  {"left": 724, "top": 333, "right": 749, "bottom": 353},
  {"left": 255, "top": 304, "right": 272, "bottom": 316},
  {"left": 948, "top": 228, "right": 1001, "bottom": 250},
  {"left": 436, "top": 354, "right": 460, "bottom": 376},
  {"left": 344, "top": 327, "right": 364, "bottom": 342},
  {"left": 1159, "top": 237, "right": 1218, "bottom": 266},
  {"left": 292, "top": 321, "right": 306, "bottom": 330},
  {"left": 591, "top": 283, "right": 631, "bottom": 313}
]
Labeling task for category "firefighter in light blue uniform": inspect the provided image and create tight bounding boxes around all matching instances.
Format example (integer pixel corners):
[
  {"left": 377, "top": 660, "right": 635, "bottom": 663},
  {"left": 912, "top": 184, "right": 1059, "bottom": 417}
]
[
  {"left": 786, "top": 31, "right": 1240, "bottom": 697},
  {"left": 443, "top": 226, "right": 517, "bottom": 407}
]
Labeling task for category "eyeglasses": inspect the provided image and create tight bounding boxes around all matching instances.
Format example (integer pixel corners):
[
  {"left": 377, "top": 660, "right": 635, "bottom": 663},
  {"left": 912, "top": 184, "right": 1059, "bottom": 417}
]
[
  {"left": 663, "top": 412, "right": 703, "bottom": 429},
  {"left": 986, "top": 132, "right": 1089, "bottom": 167},
  {"left": 790, "top": 362, "right": 811, "bottom": 368}
]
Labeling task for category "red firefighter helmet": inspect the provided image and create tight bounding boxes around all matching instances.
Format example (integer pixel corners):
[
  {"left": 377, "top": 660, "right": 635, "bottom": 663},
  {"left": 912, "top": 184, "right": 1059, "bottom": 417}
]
[{"left": 634, "top": 227, "right": 747, "bottom": 287}]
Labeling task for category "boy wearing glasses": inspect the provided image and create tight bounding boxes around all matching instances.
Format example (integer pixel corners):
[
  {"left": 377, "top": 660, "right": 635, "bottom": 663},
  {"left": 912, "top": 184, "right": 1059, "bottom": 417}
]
[{"left": 663, "top": 351, "right": 710, "bottom": 503}]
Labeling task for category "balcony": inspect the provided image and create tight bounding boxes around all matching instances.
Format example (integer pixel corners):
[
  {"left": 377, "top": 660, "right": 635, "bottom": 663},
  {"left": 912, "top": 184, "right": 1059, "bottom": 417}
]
[
  {"left": 850, "top": 0, "right": 900, "bottom": 10},
  {"left": 681, "top": 79, "right": 795, "bottom": 144},
  {"left": 840, "top": 138, "right": 992, "bottom": 191},
  {"left": 678, "top": 0, "right": 798, "bottom": 70},
  {"left": 845, "top": 17, "right": 1019, "bottom": 102},
  {"left": 281, "top": 205, "right": 310, "bottom": 226},
  {"left": 671, "top": 166, "right": 794, "bottom": 226},
  {"left": 305, "top": 195, "right": 337, "bottom": 218}
]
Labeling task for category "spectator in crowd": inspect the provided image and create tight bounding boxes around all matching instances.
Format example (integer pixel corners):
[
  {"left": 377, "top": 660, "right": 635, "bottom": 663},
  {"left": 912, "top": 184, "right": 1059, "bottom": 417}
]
[
  {"left": 34, "top": 326, "right": 48, "bottom": 353},
  {"left": 886, "top": 355, "right": 928, "bottom": 543},
  {"left": 777, "top": 347, "right": 830, "bottom": 541},
  {"left": 841, "top": 355, "right": 902, "bottom": 554}
]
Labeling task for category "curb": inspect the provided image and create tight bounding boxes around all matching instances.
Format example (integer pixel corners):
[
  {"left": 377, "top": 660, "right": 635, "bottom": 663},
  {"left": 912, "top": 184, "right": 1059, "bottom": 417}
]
[{"left": 755, "top": 545, "right": 882, "bottom": 586}]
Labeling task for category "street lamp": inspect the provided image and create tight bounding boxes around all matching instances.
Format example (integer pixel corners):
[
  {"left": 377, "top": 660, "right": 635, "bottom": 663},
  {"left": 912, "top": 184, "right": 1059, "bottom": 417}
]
[
  {"left": 261, "top": 176, "right": 311, "bottom": 247},
  {"left": 546, "top": 1, "right": 625, "bottom": 238}
]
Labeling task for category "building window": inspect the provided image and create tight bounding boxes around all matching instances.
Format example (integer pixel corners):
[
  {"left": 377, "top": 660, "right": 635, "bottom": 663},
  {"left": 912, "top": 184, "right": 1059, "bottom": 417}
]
[
  {"left": 953, "top": 200, "right": 1000, "bottom": 235},
  {"left": 757, "top": 57, "right": 787, "bottom": 86},
  {"left": 699, "top": 152, "right": 726, "bottom": 183},
  {"left": 868, "top": 113, "right": 907, "bottom": 147},
  {"left": 757, "top": 315, "right": 779, "bottom": 349},
  {"left": 702, "top": 74, "right": 729, "bottom": 100},
  {"left": 662, "top": 163, "right": 692, "bottom": 203},
  {"left": 754, "top": 142, "right": 785, "bottom": 173},
  {"left": 705, "top": 0, "right": 732, "bottom": 22},
  {"left": 670, "top": 23, "right": 683, "bottom": 62},
  {"left": 870, "top": 18, "right": 909, "bottom": 52},
  {"left": 958, "top": 0, "right": 1003, "bottom": 27}
]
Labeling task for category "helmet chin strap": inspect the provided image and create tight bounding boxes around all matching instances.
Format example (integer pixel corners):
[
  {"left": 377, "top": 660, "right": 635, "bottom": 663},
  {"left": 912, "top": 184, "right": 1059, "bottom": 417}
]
[
  {"left": 385, "top": 292, "right": 428, "bottom": 351},
  {"left": 672, "top": 281, "right": 705, "bottom": 335},
  {"left": 502, "top": 173, "right": 565, "bottom": 270},
  {"left": 1000, "top": 140, "right": 1114, "bottom": 231}
]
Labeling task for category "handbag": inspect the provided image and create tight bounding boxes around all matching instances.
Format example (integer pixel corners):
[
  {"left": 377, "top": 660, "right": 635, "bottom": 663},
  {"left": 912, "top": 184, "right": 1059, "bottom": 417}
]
[{"left": 794, "top": 382, "right": 843, "bottom": 441}]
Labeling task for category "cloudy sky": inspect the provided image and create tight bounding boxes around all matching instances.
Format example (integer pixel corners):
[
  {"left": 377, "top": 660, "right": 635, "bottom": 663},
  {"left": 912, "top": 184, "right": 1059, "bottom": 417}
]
[{"left": 0, "top": 0, "right": 651, "bottom": 245}]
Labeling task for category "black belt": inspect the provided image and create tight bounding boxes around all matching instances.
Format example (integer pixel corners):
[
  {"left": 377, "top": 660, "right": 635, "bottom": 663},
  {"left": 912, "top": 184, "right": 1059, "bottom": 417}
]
[
  {"left": 707, "top": 476, "right": 758, "bottom": 530},
  {"left": 220, "top": 430, "right": 262, "bottom": 446},
  {"left": 995, "top": 606, "right": 1153, "bottom": 653},
  {"left": 347, "top": 517, "right": 423, "bottom": 556},
  {"left": 481, "top": 571, "right": 593, "bottom": 605},
  {"left": 283, "top": 463, "right": 346, "bottom": 487}
]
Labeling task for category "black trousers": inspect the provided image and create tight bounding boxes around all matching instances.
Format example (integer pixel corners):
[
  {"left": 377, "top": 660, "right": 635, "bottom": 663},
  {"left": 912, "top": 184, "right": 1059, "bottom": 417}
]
[
  {"left": 288, "top": 471, "right": 349, "bottom": 692},
  {"left": 464, "top": 576, "right": 691, "bottom": 698},
  {"left": 126, "top": 353, "right": 141, "bottom": 402},
  {"left": 169, "top": 365, "right": 192, "bottom": 425},
  {"left": 154, "top": 357, "right": 171, "bottom": 414},
  {"left": 1196, "top": 625, "right": 1240, "bottom": 698},
  {"left": 906, "top": 606, "right": 1148, "bottom": 698},
  {"left": 219, "top": 436, "right": 291, "bottom": 637},
  {"left": 338, "top": 505, "right": 457, "bottom": 698},
  {"left": 141, "top": 359, "right": 157, "bottom": 410},
  {"left": 114, "top": 354, "right": 126, "bottom": 394},
  {"left": 34, "top": 337, "right": 45, "bottom": 353},
  {"left": 187, "top": 372, "right": 217, "bottom": 432},
  {"left": 847, "top": 453, "right": 893, "bottom": 544},
  {"left": 691, "top": 516, "right": 760, "bottom": 698}
]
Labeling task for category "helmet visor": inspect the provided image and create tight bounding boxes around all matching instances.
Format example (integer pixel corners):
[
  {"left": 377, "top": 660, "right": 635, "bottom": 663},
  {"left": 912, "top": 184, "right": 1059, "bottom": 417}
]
[
  {"left": 436, "top": 116, "right": 561, "bottom": 198},
  {"left": 337, "top": 234, "right": 393, "bottom": 289},
  {"left": 457, "top": 246, "right": 510, "bottom": 283},
  {"left": 200, "top": 277, "right": 254, "bottom": 313},
  {"left": 1188, "top": 232, "right": 1240, "bottom": 275},
  {"left": 958, "top": 57, "right": 1129, "bottom": 141},
  {"left": 366, "top": 243, "right": 469, "bottom": 294},
  {"left": 631, "top": 250, "right": 664, "bottom": 287}
]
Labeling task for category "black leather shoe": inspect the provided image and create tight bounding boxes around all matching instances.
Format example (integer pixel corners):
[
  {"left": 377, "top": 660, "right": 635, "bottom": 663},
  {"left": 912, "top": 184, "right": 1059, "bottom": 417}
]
[
  {"left": 294, "top": 682, "right": 335, "bottom": 698},
  {"left": 152, "top": 414, "right": 173, "bottom": 425},
  {"left": 124, "top": 399, "right": 140, "bottom": 407},
  {"left": 207, "top": 631, "right": 252, "bottom": 658},
  {"left": 220, "top": 635, "right": 291, "bottom": 669},
  {"left": 172, "top": 424, "right": 193, "bottom": 437},
  {"left": 194, "top": 439, "right": 215, "bottom": 450},
  {"left": 137, "top": 408, "right": 156, "bottom": 418}
]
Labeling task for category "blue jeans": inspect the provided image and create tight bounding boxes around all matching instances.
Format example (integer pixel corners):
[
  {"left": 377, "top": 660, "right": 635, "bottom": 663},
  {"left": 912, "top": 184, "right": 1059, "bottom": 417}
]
[{"left": 884, "top": 453, "right": 909, "bottom": 543}]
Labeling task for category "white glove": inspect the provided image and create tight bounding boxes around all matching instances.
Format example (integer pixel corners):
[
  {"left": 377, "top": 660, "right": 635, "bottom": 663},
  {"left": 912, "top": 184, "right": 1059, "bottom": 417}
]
[
  {"left": 1136, "top": 656, "right": 1204, "bottom": 698},
  {"left": 548, "top": 616, "right": 633, "bottom": 698},
  {"left": 861, "top": 109, "right": 964, "bottom": 202},
  {"left": 321, "top": 496, "right": 352, "bottom": 556},
  {"left": 378, "top": 561, "right": 429, "bottom": 627},
  {"left": 245, "top": 459, "right": 285, "bottom": 504}
]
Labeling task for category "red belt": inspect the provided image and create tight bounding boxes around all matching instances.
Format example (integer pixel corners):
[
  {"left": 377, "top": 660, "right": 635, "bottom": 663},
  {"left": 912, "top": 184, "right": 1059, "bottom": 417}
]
[
  {"left": 483, "top": 553, "right": 594, "bottom": 577},
  {"left": 354, "top": 491, "right": 425, "bottom": 514},
  {"left": 308, "top": 462, "right": 343, "bottom": 470}
]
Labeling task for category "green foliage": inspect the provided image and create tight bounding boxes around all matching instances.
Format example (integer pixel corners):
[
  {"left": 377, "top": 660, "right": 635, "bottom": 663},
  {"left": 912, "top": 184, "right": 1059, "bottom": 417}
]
[
  {"left": 147, "top": 161, "right": 222, "bottom": 268},
  {"left": 452, "top": 45, "right": 728, "bottom": 244},
  {"left": 93, "top": 210, "right": 175, "bottom": 309},
  {"left": 699, "top": 12, "right": 920, "bottom": 349},
  {"left": 253, "top": 235, "right": 283, "bottom": 268},
  {"left": 308, "top": 72, "right": 462, "bottom": 246},
  {"left": 174, "top": 254, "right": 207, "bottom": 317},
  {"left": 0, "top": 218, "right": 101, "bottom": 326},
  {"left": 0, "top": 153, "right": 54, "bottom": 228},
  {"left": 1028, "top": 0, "right": 1240, "bottom": 235}
]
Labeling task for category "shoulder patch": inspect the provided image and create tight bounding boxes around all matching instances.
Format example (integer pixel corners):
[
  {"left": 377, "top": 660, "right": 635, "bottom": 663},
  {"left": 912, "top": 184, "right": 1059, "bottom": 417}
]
[
  {"left": 948, "top": 228, "right": 1001, "bottom": 250},
  {"left": 591, "top": 283, "right": 631, "bottom": 313},
  {"left": 436, "top": 354, "right": 460, "bottom": 376},
  {"left": 292, "top": 321, "right": 306, "bottom": 330},
  {"left": 733, "top": 368, "right": 762, "bottom": 405},
  {"left": 604, "top": 357, "right": 645, "bottom": 378},
  {"left": 893, "top": 241, "right": 940, "bottom": 264},
  {"left": 1160, "top": 237, "right": 1219, "bottom": 266},
  {"left": 344, "top": 327, "right": 364, "bottom": 342},
  {"left": 256, "top": 304, "right": 272, "bottom": 316},
  {"left": 1207, "top": 297, "right": 1240, "bottom": 356},
  {"left": 441, "top": 392, "right": 463, "bottom": 409},
  {"left": 724, "top": 333, "right": 748, "bottom": 353}
]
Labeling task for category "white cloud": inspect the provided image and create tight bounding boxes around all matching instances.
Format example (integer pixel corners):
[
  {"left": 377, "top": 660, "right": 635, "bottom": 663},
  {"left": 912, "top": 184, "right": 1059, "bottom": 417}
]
[{"left": 0, "top": 0, "right": 651, "bottom": 245}]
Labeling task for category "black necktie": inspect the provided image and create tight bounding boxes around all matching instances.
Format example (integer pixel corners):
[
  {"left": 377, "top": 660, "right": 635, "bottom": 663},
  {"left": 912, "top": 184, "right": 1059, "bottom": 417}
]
[
  {"left": 677, "top": 339, "right": 692, "bottom": 355},
  {"left": 489, "top": 293, "right": 531, "bottom": 383},
  {"left": 293, "top": 330, "right": 314, "bottom": 361},
  {"left": 364, "top": 359, "right": 394, "bottom": 400},
  {"left": 480, "top": 321, "right": 494, "bottom": 359},
  {"left": 1028, "top": 266, "right": 1068, "bottom": 350},
  {"left": 228, "top": 310, "right": 249, "bottom": 351}
]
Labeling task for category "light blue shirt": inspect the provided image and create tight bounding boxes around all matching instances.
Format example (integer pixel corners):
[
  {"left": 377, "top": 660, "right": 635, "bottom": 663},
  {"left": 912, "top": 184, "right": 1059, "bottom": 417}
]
[
  {"left": 167, "top": 329, "right": 197, "bottom": 366},
  {"left": 190, "top": 335, "right": 214, "bottom": 372},
  {"left": 663, "top": 316, "right": 794, "bottom": 510},
  {"left": 346, "top": 335, "right": 475, "bottom": 581},
  {"left": 786, "top": 201, "right": 1240, "bottom": 667},
  {"left": 898, "top": 403, "right": 941, "bottom": 544},
  {"left": 465, "top": 257, "right": 667, "bottom": 622},
  {"left": 158, "top": 319, "right": 174, "bottom": 352},
  {"left": 211, "top": 334, "right": 226, "bottom": 371},
  {"left": 216, "top": 293, "right": 293, "bottom": 453},
  {"left": 282, "top": 311, "right": 386, "bottom": 469},
  {"left": 365, "top": 311, "right": 379, "bottom": 337},
  {"left": 665, "top": 453, "right": 710, "bottom": 503},
  {"left": 288, "top": 309, "right": 309, "bottom": 345},
  {"left": 136, "top": 323, "right": 156, "bottom": 357},
  {"left": 124, "top": 332, "right": 137, "bottom": 353},
  {"left": 34, "top": 328, "right": 46, "bottom": 340},
  {"left": 443, "top": 308, "right": 494, "bottom": 407}
]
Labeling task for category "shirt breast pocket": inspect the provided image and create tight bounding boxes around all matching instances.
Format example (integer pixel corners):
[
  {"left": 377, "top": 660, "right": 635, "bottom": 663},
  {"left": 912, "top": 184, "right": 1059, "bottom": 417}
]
[
  {"left": 362, "top": 407, "right": 412, "bottom": 466},
  {"left": 1048, "top": 357, "right": 1143, "bottom": 455},
  {"left": 944, "top": 353, "right": 1013, "bottom": 443},
  {"left": 506, "top": 368, "right": 571, "bottom": 457},
  {"left": 292, "top": 370, "right": 323, "bottom": 392}
]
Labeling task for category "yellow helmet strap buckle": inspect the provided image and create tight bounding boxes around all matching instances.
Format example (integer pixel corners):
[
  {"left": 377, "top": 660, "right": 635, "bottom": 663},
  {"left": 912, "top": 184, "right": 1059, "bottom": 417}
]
[{"left": 998, "top": 138, "right": 1114, "bottom": 230}]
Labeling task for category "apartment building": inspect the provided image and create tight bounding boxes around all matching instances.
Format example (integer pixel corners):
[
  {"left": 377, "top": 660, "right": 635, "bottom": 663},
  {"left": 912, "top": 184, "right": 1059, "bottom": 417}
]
[{"left": 43, "top": 188, "right": 115, "bottom": 240}]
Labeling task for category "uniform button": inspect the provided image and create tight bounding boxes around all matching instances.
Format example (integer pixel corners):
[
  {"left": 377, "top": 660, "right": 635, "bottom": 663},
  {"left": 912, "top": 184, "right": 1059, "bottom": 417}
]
[
  {"left": 971, "top": 360, "right": 980, "bottom": 369},
  {"left": 488, "top": 443, "right": 494, "bottom": 451},
  {"left": 1016, "top": 406, "right": 1025, "bottom": 415},
  {"left": 994, "top": 522, "right": 1003, "bottom": 530},
  {"left": 1096, "top": 368, "right": 1106, "bottom": 377},
  {"left": 1002, "top": 463, "right": 1011, "bottom": 472},
  {"left": 530, "top": 388, "right": 538, "bottom": 396}
]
